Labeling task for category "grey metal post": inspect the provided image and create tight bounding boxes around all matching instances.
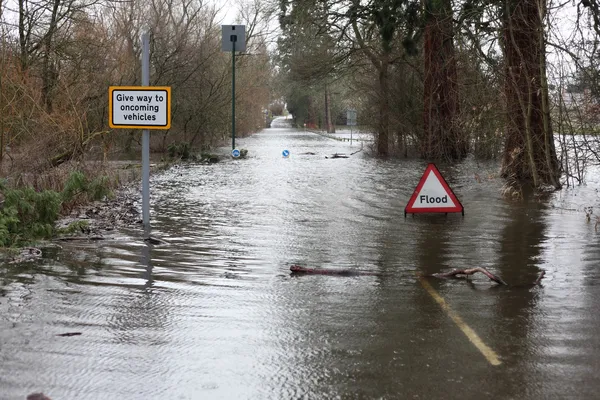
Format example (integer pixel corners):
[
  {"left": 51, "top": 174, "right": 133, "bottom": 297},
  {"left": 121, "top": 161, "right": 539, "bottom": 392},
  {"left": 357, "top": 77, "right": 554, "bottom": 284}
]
[
  {"left": 232, "top": 40, "right": 236, "bottom": 150},
  {"left": 141, "top": 32, "right": 150, "bottom": 230}
]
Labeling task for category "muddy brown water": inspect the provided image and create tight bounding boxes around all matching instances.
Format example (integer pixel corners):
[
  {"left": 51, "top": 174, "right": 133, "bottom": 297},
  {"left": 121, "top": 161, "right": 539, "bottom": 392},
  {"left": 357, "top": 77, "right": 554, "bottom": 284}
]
[{"left": 2, "top": 117, "right": 600, "bottom": 399}]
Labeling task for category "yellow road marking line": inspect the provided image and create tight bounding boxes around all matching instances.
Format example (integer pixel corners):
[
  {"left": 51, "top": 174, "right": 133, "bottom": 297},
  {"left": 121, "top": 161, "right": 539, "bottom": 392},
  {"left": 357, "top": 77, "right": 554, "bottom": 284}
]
[{"left": 419, "top": 278, "right": 502, "bottom": 366}]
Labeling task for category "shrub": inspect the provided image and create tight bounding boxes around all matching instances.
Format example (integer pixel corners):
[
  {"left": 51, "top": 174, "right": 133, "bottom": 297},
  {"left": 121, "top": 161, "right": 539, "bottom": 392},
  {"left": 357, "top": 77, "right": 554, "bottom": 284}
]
[
  {"left": 0, "top": 181, "right": 62, "bottom": 246},
  {"left": 0, "top": 170, "right": 112, "bottom": 247}
]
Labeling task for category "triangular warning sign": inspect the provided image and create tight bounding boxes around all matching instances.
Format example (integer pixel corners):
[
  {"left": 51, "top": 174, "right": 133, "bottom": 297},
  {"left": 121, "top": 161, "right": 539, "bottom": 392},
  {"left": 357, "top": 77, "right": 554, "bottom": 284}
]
[{"left": 405, "top": 163, "right": 463, "bottom": 215}]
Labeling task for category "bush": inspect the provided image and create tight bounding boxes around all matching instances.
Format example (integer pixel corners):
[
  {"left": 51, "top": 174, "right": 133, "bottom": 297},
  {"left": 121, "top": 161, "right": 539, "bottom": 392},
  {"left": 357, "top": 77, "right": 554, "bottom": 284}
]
[
  {"left": 0, "top": 181, "right": 62, "bottom": 246},
  {"left": 167, "top": 142, "right": 191, "bottom": 160},
  {"left": 0, "top": 170, "right": 113, "bottom": 247}
]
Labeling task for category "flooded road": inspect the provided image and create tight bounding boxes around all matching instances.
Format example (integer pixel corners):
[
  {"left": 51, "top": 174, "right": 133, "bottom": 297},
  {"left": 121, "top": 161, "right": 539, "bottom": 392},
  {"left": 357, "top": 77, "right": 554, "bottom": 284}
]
[{"left": 2, "top": 117, "right": 600, "bottom": 399}]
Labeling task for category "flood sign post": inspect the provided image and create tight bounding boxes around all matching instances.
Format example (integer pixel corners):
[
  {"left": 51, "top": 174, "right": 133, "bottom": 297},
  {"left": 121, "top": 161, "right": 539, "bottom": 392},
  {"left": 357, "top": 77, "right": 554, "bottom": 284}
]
[
  {"left": 222, "top": 25, "right": 246, "bottom": 151},
  {"left": 108, "top": 32, "right": 171, "bottom": 231}
]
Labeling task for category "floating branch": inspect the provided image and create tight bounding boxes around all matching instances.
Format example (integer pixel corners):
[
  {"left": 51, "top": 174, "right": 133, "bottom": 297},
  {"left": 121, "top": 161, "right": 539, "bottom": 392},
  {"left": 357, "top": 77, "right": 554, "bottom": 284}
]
[
  {"left": 290, "top": 265, "right": 378, "bottom": 276},
  {"left": 351, "top": 142, "right": 364, "bottom": 155},
  {"left": 325, "top": 153, "right": 349, "bottom": 159},
  {"left": 428, "top": 268, "right": 508, "bottom": 285},
  {"left": 425, "top": 268, "right": 546, "bottom": 287},
  {"left": 56, "top": 332, "right": 82, "bottom": 337}
]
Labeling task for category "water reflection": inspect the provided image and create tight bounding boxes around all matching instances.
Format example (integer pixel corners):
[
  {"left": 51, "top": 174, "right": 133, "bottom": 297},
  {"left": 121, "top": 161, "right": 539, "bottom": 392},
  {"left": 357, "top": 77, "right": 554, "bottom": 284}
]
[{"left": 3, "top": 120, "right": 600, "bottom": 398}]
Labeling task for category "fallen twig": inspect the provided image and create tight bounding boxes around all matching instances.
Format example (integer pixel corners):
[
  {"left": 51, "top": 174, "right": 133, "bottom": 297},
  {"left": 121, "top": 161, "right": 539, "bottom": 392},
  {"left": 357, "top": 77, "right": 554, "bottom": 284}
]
[
  {"left": 427, "top": 267, "right": 508, "bottom": 285},
  {"left": 58, "top": 236, "right": 105, "bottom": 241},
  {"left": 56, "top": 332, "right": 82, "bottom": 337},
  {"left": 325, "top": 153, "right": 349, "bottom": 159},
  {"left": 350, "top": 142, "right": 364, "bottom": 155}
]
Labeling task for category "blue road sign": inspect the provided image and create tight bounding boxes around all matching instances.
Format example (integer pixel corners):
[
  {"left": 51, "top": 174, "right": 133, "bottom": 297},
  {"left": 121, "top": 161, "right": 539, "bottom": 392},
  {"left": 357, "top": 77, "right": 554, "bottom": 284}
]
[
  {"left": 282, "top": 149, "right": 290, "bottom": 158},
  {"left": 232, "top": 149, "right": 241, "bottom": 158}
]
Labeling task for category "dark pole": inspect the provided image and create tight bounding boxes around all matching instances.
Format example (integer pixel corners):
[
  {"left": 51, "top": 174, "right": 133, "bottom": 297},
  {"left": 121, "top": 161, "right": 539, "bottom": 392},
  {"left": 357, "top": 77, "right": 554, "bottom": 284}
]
[{"left": 232, "top": 40, "right": 236, "bottom": 150}]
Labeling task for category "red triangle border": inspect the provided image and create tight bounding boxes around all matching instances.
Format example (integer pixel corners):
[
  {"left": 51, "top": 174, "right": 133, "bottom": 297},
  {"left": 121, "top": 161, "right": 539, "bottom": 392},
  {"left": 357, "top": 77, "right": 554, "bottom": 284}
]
[{"left": 404, "top": 163, "right": 464, "bottom": 215}]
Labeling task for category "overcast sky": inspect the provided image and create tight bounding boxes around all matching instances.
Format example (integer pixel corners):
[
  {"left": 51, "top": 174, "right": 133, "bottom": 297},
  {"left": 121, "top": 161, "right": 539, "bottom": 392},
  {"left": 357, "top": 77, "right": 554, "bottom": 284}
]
[{"left": 216, "top": 0, "right": 239, "bottom": 25}]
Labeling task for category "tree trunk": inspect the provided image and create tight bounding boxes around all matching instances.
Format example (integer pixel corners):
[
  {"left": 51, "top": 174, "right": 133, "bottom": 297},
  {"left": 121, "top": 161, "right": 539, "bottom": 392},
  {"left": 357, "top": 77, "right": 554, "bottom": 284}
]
[
  {"left": 501, "top": 0, "right": 560, "bottom": 189},
  {"left": 422, "top": 0, "right": 464, "bottom": 160},
  {"left": 378, "top": 53, "right": 390, "bottom": 156},
  {"left": 18, "top": 0, "right": 28, "bottom": 72},
  {"left": 325, "top": 85, "right": 335, "bottom": 133},
  {"left": 41, "top": 0, "right": 61, "bottom": 113}
]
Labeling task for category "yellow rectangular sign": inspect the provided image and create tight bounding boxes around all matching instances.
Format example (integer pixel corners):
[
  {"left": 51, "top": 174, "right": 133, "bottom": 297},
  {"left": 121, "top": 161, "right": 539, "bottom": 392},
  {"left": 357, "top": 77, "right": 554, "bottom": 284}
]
[{"left": 109, "top": 86, "right": 171, "bottom": 129}]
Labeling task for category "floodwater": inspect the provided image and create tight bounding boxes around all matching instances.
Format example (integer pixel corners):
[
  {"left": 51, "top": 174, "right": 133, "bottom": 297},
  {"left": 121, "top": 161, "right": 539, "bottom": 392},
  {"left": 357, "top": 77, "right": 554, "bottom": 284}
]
[{"left": 2, "top": 117, "right": 600, "bottom": 399}]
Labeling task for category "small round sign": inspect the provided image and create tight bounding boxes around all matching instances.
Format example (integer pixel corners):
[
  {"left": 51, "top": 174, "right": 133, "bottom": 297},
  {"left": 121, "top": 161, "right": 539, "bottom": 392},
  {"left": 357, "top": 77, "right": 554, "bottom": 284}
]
[
  {"left": 282, "top": 149, "right": 290, "bottom": 158},
  {"left": 232, "top": 149, "right": 241, "bottom": 158}
]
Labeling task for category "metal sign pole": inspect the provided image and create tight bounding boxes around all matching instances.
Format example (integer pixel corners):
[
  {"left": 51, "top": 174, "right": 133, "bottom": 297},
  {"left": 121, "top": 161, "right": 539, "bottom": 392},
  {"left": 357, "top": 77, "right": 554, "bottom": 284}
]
[
  {"left": 232, "top": 40, "right": 236, "bottom": 150},
  {"left": 141, "top": 32, "right": 150, "bottom": 230},
  {"left": 221, "top": 25, "right": 244, "bottom": 152}
]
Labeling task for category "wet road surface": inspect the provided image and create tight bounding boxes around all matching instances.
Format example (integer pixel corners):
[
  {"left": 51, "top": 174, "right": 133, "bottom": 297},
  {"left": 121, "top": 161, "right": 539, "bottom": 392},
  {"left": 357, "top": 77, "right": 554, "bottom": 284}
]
[{"left": 2, "top": 117, "right": 600, "bottom": 399}]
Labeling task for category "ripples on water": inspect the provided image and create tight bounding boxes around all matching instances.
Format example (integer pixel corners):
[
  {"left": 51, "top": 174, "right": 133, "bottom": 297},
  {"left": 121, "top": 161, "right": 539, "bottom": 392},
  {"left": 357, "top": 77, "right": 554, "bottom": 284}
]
[{"left": 2, "top": 120, "right": 600, "bottom": 399}]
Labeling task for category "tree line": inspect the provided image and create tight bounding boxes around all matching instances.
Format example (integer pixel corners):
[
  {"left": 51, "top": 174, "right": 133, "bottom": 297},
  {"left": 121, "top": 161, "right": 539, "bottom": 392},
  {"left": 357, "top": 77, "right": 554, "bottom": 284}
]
[
  {"left": 275, "top": 0, "right": 600, "bottom": 192},
  {"left": 2, "top": 0, "right": 600, "bottom": 195},
  {"left": 0, "top": 0, "right": 272, "bottom": 180}
]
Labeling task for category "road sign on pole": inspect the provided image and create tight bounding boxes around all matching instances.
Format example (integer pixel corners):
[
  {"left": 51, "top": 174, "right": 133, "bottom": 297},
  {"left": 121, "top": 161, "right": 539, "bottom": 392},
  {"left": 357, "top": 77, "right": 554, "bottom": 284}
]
[
  {"left": 107, "top": 33, "right": 173, "bottom": 231},
  {"left": 141, "top": 33, "right": 150, "bottom": 231},
  {"left": 221, "top": 25, "right": 246, "bottom": 52},
  {"left": 222, "top": 25, "right": 246, "bottom": 151},
  {"left": 347, "top": 109, "right": 357, "bottom": 126}
]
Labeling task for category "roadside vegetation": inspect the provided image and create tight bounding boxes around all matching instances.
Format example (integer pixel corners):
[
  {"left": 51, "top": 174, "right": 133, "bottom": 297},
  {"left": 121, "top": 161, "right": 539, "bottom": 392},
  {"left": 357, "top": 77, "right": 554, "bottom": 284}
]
[
  {"left": 0, "top": 0, "right": 274, "bottom": 246},
  {"left": 0, "top": 171, "right": 112, "bottom": 247}
]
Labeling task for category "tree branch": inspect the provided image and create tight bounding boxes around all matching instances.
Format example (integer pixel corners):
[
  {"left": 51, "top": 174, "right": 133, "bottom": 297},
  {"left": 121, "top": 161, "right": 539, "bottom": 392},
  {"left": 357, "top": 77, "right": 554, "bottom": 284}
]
[{"left": 427, "top": 267, "right": 508, "bottom": 285}]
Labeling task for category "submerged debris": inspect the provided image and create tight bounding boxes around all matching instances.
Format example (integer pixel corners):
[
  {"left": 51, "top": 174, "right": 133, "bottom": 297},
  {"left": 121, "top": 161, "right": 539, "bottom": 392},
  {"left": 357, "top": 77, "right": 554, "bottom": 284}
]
[
  {"left": 8, "top": 247, "right": 42, "bottom": 264},
  {"left": 55, "top": 184, "right": 142, "bottom": 239},
  {"left": 290, "top": 265, "right": 378, "bottom": 276},
  {"left": 325, "top": 153, "right": 349, "bottom": 159},
  {"left": 143, "top": 236, "right": 167, "bottom": 246},
  {"left": 27, "top": 394, "right": 52, "bottom": 400},
  {"left": 56, "top": 332, "right": 82, "bottom": 337},
  {"left": 427, "top": 267, "right": 508, "bottom": 285},
  {"left": 423, "top": 267, "right": 546, "bottom": 287}
]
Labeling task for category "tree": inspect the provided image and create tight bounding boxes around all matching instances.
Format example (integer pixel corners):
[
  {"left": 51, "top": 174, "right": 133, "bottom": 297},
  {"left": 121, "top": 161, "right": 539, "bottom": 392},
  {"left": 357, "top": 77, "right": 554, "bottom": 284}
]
[
  {"left": 422, "top": 0, "right": 466, "bottom": 160},
  {"left": 348, "top": 0, "right": 421, "bottom": 156},
  {"left": 278, "top": 0, "right": 421, "bottom": 155},
  {"left": 500, "top": 0, "right": 560, "bottom": 189},
  {"left": 277, "top": 0, "right": 339, "bottom": 130}
]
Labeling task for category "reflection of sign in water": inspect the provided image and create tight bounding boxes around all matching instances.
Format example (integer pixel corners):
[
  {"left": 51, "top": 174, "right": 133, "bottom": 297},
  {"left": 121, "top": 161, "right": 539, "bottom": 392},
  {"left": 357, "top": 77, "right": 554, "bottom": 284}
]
[
  {"left": 282, "top": 149, "right": 290, "bottom": 158},
  {"left": 405, "top": 163, "right": 463, "bottom": 216},
  {"left": 347, "top": 109, "right": 357, "bottom": 126},
  {"left": 232, "top": 149, "right": 241, "bottom": 158}
]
